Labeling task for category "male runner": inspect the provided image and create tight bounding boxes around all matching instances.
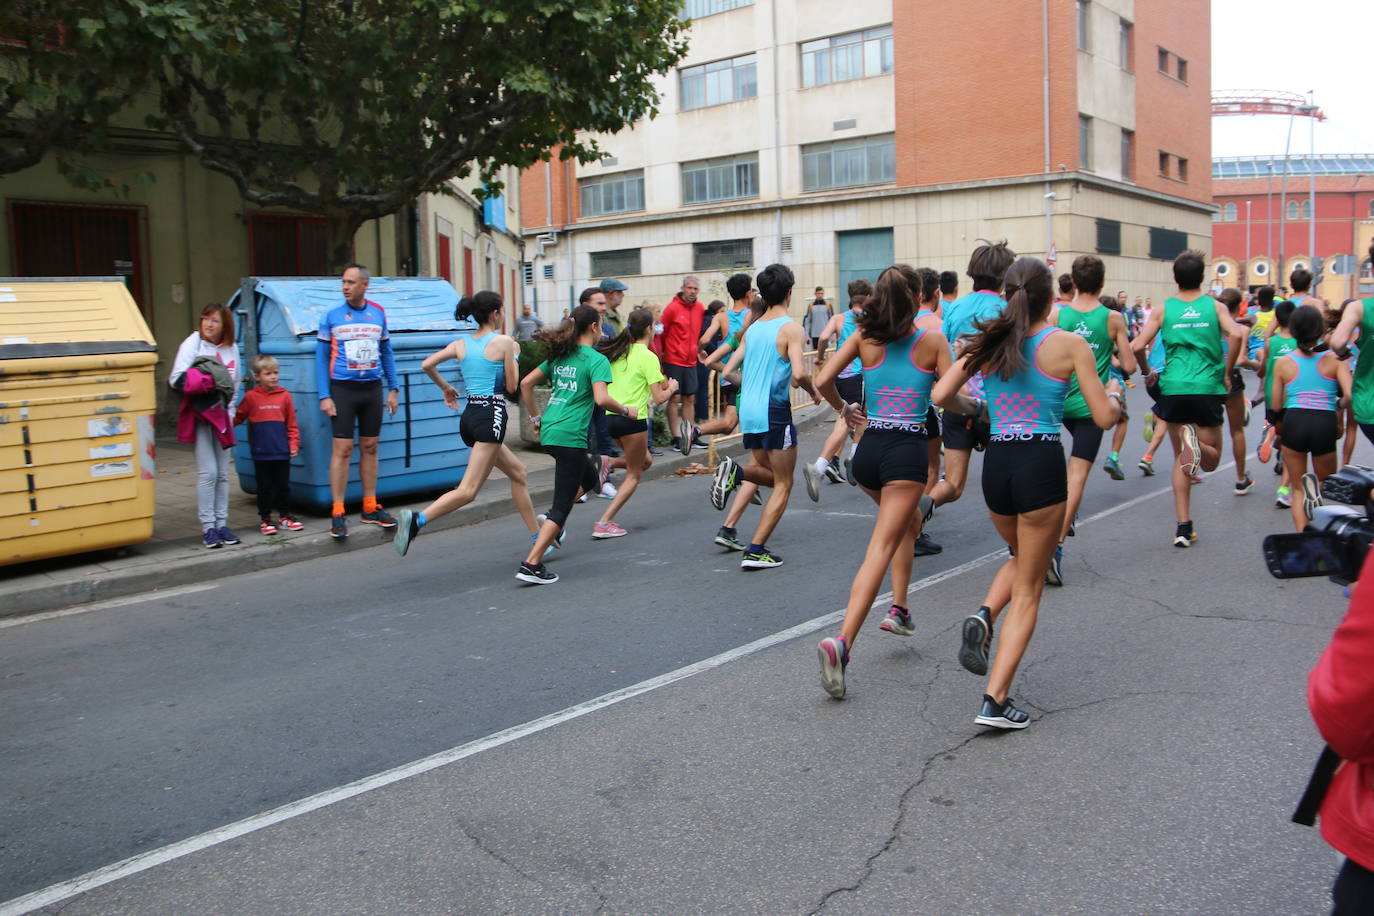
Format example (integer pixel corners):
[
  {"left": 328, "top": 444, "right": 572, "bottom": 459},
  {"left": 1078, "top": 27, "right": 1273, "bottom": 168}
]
[
  {"left": 939, "top": 270, "right": 959, "bottom": 311},
  {"left": 689, "top": 273, "right": 754, "bottom": 443},
  {"left": 804, "top": 278, "right": 872, "bottom": 499}
]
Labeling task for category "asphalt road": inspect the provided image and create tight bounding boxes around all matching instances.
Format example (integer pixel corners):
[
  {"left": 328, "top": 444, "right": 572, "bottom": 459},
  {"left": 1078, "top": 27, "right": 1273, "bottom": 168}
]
[{"left": 0, "top": 388, "right": 1356, "bottom": 913}]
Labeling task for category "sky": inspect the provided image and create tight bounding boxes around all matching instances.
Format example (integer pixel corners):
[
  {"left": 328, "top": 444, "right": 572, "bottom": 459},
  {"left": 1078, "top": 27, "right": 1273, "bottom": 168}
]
[{"left": 1211, "top": 0, "right": 1374, "bottom": 158}]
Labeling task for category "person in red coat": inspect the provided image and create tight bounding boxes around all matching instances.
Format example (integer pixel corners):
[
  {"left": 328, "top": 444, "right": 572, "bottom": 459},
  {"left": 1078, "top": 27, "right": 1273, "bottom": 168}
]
[{"left": 1309, "top": 547, "right": 1374, "bottom": 912}]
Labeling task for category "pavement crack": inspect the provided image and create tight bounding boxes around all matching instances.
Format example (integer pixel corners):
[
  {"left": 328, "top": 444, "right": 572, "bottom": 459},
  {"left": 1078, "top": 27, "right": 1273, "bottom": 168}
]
[{"left": 457, "top": 819, "right": 539, "bottom": 885}]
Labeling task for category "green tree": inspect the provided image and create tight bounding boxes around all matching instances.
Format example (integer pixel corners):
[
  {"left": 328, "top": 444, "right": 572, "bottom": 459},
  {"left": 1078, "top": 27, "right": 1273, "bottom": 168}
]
[{"left": 153, "top": 0, "right": 687, "bottom": 270}]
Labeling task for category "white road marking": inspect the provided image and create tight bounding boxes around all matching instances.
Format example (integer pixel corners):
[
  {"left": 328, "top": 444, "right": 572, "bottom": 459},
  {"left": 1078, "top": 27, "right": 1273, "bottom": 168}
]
[
  {"left": 0, "top": 473, "right": 1192, "bottom": 915},
  {"left": 0, "top": 584, "right": 217, "bottom": 630}
]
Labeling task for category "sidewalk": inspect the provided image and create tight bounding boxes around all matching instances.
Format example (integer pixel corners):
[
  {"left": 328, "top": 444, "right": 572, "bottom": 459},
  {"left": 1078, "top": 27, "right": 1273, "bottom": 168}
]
[{"left": 0, "top": 406, "right": 830, "bottom": 618}]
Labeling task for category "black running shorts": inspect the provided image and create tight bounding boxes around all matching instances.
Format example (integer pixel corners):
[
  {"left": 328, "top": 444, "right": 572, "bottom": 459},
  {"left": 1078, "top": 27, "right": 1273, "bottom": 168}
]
[
  {"left": 942, "top": 410, "right": 991, "bottom": 451},
  {"left": 1062, "top": 415, "right": 1105, "bottom": 462},
  {"left": 665, "top": 363, "right": 700, "bottom": 397},
  {"left": 1282, "top": 407, "right": 1337, "bottom": 457},
  {"left": 720, "top": 382, "right": 739, "bottom": 409},
  {"left": 1153, "top": 393, "right": 1225, "bottom": 428},
  {"left": 742, "top": 422, "right": 797, "bottom": 451},
  {"left": 459, "top": 396, "right": 507, "bottom": 447},
  {"left": 851, "top": 428, "right": 929, "bottom": 489},
  {"left": 835, "top": 374, "right": 864, "bottom": 406},
  {"left": 606, "top": 414, "right": 649, "bottom": 439},
  {"left": 982, "top": 438, "right": 1067, "bottom": 516},
  {"left": 330, "top": 380, "right": 384, "bottom": 439}
]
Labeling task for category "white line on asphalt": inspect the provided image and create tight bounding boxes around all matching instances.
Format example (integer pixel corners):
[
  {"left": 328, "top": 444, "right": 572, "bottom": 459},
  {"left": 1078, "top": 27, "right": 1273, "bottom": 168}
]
[
  {"left": 0, "top": 471, "right": 1196, "bottom": 916},
  {"left": 0, "top": 583, "right": 218, "bottom": 630}
]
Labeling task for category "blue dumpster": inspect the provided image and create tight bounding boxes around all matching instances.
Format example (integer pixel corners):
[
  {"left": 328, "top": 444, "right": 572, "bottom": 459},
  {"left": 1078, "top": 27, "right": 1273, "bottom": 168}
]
[{"left": 229, "top": 277, "right": 479, "bottom": 514}]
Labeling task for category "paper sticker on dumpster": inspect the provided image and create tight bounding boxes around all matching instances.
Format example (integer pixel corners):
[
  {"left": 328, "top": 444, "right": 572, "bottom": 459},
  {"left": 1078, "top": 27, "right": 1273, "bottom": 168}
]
[
  {"left": 89, "top": 442, "right": 134, "bottom": 460},
  {"left": 91, "top": 460, "right": 133, "bottom": 478},
  {"left": 88, "top": 417, "right": 131, "bottom": 438}
]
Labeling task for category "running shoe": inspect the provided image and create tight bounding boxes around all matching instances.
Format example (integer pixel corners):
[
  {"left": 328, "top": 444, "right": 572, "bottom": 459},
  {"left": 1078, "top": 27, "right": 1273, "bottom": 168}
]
[
  {"left": 1234, "top": 475, "right": 1254, "bottom": 495},
  {"left": 1172, "top": 523, "right": 1197, "bottom": 548},
  {"left": 535, "top": 513, "right": 564, "bottom": 550},
  {"left": 330, "top": 514, "right": 348, "bottom": 539},
  {"left": 823, "top": 458, "right": 843, "bottom": 484},
  {"left": 216, "top": 526, "right": 241, "bottom": 546},
  {"left": 677, "top": 419, "right": 693, "bottom": 457},
  {"left": 592, "top": 521, "right": 628, "bottom": 539},
  {"left": 919, "top": 494, "right": 935, "bottom": 524},
  {"left": 394, "top": 509, "right": 420, "bottom": 556},
  {"left": 360, "top": 506, "right": 397, "bottom": 529},
  {"left": 879, "top": 605, "right": 915, "bottom": 637},
  {"left": 691, "top": 434, "right": 709, "bottom": 451},
  {"left": 1257, "top": 424, "right": 1276, "bottom": 463},
  {"left": 259, "top": 519, "right": 278, "bottom": 536},
  {"left": 1102, "top": 455, "right": 1125, "bottom": 480},
  {"left": 1045, "top": 544, "right": 1065, "bottom": 586},
  {"left": 1275, "top": 485, "right": 1292, "bottom": 509},
  {"left": 1190, "top": 471, "right": 1204, "bottom": 485},
  {"left": 648, "top": 443, "right": 664, "bottom": 456},
  {"left": 958, "top": 607, "right": 993, "bottom": 676},
  {"left": 714, "top": 526, "right": 745, "bottom": 551},
  {"left": 975, "top": 694, "right": 1031, "bottom": 730},
  {"left": 741, "top": 547, "right": 784, "bottom": 569},
  {"left": 710, "top": 456, "right": 740, "bottom": 510},
  {"left": 578, "top": 492, "right": 589, "bottom": 503},
  {"left": 802, "top": 463, "right": 821, "bottom": 503},
  {"left": 515, "top": 562, "right": 559, "bottom": 584},
  {"left": 1138, "top": 455, "right": 1155, "bottom": 476},
  {"left": 1300, "top": 472, "right": 1323, "bottom": 521},
  {"left": 749, "top": 488, "right": 764, "bottom": 506},
  {"left": 598, "top": 481, "right": 617, "bottom": 499},
  {"left": 817, "top": 635, "right": 850, "bottom": 699},
  {"left": 278, "top": 515, "right": 304, "bottom": 531},
  {"left": 1142, "top": 411, "right": 1156, "bottom": 444},
  {"left": 914, "top": 532, "right": 942, "bottom": 556},
  {"left": 202, "top": 528, "right": 222, "bottom": 549},
  {"left": 843, "top": 453, "right": 859, "bottom": 487},
  {"left": 1178, "top": 424, "right": 1201, "bottom": 478},
  {"left": 597, "top": 455, "right": 614, "bottom": 490}
]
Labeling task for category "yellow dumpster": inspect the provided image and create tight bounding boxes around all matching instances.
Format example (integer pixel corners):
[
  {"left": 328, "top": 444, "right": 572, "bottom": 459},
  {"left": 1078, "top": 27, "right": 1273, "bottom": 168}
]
[{"left": 0, "top": 279, "right": 158, "bottom": 566}]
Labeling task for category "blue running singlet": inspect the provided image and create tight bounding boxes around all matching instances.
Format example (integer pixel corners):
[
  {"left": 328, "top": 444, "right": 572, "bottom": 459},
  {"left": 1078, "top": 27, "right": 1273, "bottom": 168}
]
[
  {"left": 459, "top": 331, "right": 505, "bottom": 396},
  {"left": 1282, "top": 351, "right": 1338, "bottom": 411},
  {"left": 862, "top": 329, "right": 934, "bottom": 433},
  {"left": 837, "top": 309, "right": 863, "bottom": 379},
  {"left": 982, "top": 328, "right": 1069, "bottom": 438},
  {"left": 740, "top": 316, "right": 794, "bottom": 435}
]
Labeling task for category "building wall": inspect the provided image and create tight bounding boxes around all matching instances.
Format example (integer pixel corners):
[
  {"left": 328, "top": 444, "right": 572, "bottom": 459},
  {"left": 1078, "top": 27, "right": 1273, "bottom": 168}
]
[{"left": 1131, "top": 0, "right": 1211, "bottom": 204}]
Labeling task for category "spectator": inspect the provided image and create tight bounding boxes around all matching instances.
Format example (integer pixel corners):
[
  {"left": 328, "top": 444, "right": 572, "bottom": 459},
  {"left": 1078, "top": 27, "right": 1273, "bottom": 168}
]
[
  {"left": 804, "top": 286, "right": 833, "bottom": 357},
  {"left": 513, "top": 305, "right": 543, "bottom": 341},
  {"left": 234, "top": 354, "right": 303, "bottom": 536},
  {"left": 661, "top": 276, "right": 705, "bottom": 452},
  {"left": 599, "top": 278, "right": 628, "bottom": 335}
]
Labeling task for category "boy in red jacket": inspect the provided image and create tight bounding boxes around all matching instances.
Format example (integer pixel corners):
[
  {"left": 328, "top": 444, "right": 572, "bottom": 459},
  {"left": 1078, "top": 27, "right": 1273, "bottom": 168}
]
[{"left": 234, "top": 355, "right": 303, "bottom": 535}]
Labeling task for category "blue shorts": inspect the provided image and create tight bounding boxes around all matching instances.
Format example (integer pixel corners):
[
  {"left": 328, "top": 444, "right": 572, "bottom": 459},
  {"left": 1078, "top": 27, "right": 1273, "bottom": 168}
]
[{"left": 743, "top": 422, "right": 797, "bottom": 452}]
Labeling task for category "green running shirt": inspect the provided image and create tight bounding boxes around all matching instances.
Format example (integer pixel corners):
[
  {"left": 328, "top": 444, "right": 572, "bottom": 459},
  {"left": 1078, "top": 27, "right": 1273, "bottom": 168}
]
[
  {"left": 1057, "top": 304, "right": 1112, "bottom": 419},
  {"left": 1160, "top": 296, "right": 1225, "bottom": 396}
]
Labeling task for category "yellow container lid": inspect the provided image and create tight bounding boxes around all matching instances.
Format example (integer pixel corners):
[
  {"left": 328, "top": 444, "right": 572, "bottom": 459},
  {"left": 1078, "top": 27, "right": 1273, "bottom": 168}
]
[{"left": 0, "top": 278, "right": 156, "bottom": 360}]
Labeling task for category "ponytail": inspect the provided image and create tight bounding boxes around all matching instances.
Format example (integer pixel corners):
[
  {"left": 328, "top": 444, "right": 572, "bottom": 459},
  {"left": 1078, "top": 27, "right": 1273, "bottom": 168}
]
[
  {"left": 456, "top": 290, "right": 503, "bottom": 325},
  {"left": 962, "top": 257, "right": 1052, "bottom": 380},
  {"left": 598, "top": 307, "right": 654, "bottom": 364},
  {"left": 536, "top": 304, "right": 601, "bottom": 361},
  {"left": 1289, "top": 304, "right": 1326, "bottom": 355},
  {"left": 858, "top": 265, "right": 916, "bottom": 343}
]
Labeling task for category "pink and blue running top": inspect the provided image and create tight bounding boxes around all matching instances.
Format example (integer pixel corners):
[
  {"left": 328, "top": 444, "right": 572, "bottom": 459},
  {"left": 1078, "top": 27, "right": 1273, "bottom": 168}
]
[
  {"left": 982, "top": 327, "right": 1069, "bottom": 437},
  {"left": 862, "top": 328, "right": 934, "bottom": 433},
  {"left": 739, "top": 315, "right": 794, "bottom": 435},
  {"left": 459, "top": 331, "right": 505, "bottom": 397},
  {"left": 837, "top": 309, "right": 863, "bottom": 380},
  {"left": 1282, "top": 351, "right": 1338, "bottom": 411}
]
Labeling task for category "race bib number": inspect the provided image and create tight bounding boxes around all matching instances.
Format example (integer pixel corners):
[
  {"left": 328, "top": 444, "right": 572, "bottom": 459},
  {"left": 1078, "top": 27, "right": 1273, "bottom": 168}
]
[{"left": 344, "top": 337, "right": 379, "bottom": 369}]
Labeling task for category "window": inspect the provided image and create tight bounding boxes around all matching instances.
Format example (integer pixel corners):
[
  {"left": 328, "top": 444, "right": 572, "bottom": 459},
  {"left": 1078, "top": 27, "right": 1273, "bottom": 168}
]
[
  {"left": 682, "top": 0, "right": 753, "bottom": 18},
  {"left": 680, "top": 54, "right": 757, "bottom": 110},
  {"left": 800, "top": 26, "right": 893, "bottom": 88},
  {"left": 1286, "top": 200, "right": 1300, "bottom": 220},
  {"left": 801, "top": 134, "right": 896, "bottom": 191},
  {"left": 1368, "top": 199, "right": 1374, "bottom": 218},
  {"left": 1120, "top": 129, "right": 1134, "bottom": 180},
  {"left": 590, "top": 248, "right": 641, "bottom": 278},
  {"left": 1177, "top": 157, "right": 1188, "bottom": 182},
  {"left": 249, "top": 214, "right": 330, "bottom": 277},
  {"left": 1223, "top": 202, "right": 1237, "bottom": 222},
  {"left": 682, "top": 153, "right": 759, "bottom": 204},
  {"left": 10, "top": 201, "right": 148, "bottom": 309},
  {"left": 694, "top": 238, "right": 753, "bottom": 271},
  {"left": 1119, "top": 19, "right": 1133, "bottom": 70},
  {"left": 1095, "top": 218, "right": 1122, "bottom": 255},
  {"left": 1216, "top": 262, "right": 1231, "bottom": 278},
  {"left": 1302, "top": 199, "right": 1313, "bottom": 219},
  {"left": 579, "top": 170, "right": 645, "bottom": 218},
  {"left": 1077, "top": 0, "right": 1090, "bottom": 51},
  {"left": 1079, "top": 115, "right": 1092, "bottom": 170},
  {"left": 1158, "top": 47, "right": 1187, "bottom": 82},
  {"left": 1159, "top": 150, "right": 1187, "bottom": 181},
  {"left": 1148, "top": 227, "right": 1188, "bottom": 261}
]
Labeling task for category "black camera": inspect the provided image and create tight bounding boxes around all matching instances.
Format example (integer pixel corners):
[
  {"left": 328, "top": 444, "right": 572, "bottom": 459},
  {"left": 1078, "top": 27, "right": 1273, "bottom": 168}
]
[{"left": 1262, "top": 466, "right": 1374, "bottom": 586}]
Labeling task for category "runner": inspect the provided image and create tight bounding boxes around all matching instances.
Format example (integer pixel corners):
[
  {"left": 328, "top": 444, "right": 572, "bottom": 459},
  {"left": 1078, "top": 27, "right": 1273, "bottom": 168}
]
[
  {"left": 1247, "top": 286, "right": 1278, "bottom": 406},
  {"left": 1130, "top": 250, "right": 1247, "bottom": 547},
  {"left": 933, "top": 257, "right": 1123, "bottom": 729},
  {"left": 1273, "top": 304, "right": 1352, "bottom": 531},
  {"left": 1329, "top": 242, "right": 1374, "bottom": 448},
  {"left": 1330, "top": 298, "right": 1362, "bottom": 467},
  {"left": 1098, "top": 295, "right": 1133, "bottom": 480},
  {"left": 592, "top": 308, "right": 679, "bottom": 538},
  {"left": 1217, "top": 288, "right": 1256, "bottom": 495},
  {"left": 1045, "top": 255, "right": 1136, "bottom": 585},
  {"left": 394, "top": 291, "right": 540, "bottom": 556},
  {"left": 690, "top": 273, "right": 754, "bottom": 443},
  {"left": 515, "top": 306, "right": 637, "bottom": 584},
  {"left": 910, "top": 266, "right": 945, "bottom": 557},
  {"left": 709, "top": 263, "right": 821, "bottom": 569},
  {"left": 814, "top": 266, "right": 951, "bottom": 699},
  {"left": 920, "top": 241, "right": 1017, "bottom": 528},
  {"left": 803, "top": 278, "right": 872, "bottom": 500},
  {"left": 1257, "top": 300, "right": 1298, "bottom": 506}
]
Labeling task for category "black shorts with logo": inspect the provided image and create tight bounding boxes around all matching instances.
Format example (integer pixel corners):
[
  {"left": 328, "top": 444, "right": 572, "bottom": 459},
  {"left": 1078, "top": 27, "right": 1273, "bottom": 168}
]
[
  {"left": 851, "top": 427, "right": 930, "bottom": 489},
  {"left": 982, "top": 436, "right": 1067, "bottom": 516},
  {"left": 459, "top": 396, "right": 508, "bottom": 446}
]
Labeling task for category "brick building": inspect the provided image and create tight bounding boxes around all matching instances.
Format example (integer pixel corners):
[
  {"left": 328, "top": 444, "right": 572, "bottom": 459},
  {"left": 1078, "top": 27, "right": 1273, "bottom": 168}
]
[
  {"left": 1210, "top": 154, "right": 1374, "bottom": 302},
  {"left": 520, "top": 0, "right": 1212, "bottom": 319}
]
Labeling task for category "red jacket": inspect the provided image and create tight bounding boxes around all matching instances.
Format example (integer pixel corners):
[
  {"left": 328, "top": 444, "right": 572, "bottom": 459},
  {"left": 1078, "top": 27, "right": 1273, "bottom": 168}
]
[
  {"left": 176, "top": 367, "right": 236, "bottom": 448},
  {"left": 234, "top": 385, "right": 300, "bottom": 460},
  {"left": 660, "top": 295, "right": 703, "bottom": 369},
  {"left": 1309, "top": 548, "right": 1374, "bottom": 869}
]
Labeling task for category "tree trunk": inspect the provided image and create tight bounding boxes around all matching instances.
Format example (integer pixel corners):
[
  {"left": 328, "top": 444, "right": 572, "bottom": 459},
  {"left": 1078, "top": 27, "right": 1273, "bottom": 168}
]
[{"left": 325, "top": 214, "right": 366, "bottom": 275}]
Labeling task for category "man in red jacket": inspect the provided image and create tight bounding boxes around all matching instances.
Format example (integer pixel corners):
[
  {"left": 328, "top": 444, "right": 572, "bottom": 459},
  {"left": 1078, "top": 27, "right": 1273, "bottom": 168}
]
[
  {"left": 661, "top": 275, "right": 704, "bottom": 454},
  {"left": 1309, "top": 547, "right": 1374, "bottom": 911}
]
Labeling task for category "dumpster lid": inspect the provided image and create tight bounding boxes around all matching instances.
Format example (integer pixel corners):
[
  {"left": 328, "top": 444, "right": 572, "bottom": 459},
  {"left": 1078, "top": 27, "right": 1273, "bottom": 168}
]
[
  {"left": 0, "top": 278, "right": 156, "bottom": 360},
  {"left": 239, "top": 277, "right": 464, "bottom": 337}
]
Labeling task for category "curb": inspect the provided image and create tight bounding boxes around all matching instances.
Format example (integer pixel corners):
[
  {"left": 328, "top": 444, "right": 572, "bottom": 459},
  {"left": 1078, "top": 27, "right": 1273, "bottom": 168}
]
[{"left": 2, "top": 407, "right": 833, "bottom": 619}]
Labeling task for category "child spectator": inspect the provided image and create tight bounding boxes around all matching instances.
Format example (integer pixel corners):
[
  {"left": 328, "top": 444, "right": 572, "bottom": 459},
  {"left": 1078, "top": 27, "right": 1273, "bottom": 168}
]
[{"left": 234, "top": 355, "right": 303, "bottom": 535}]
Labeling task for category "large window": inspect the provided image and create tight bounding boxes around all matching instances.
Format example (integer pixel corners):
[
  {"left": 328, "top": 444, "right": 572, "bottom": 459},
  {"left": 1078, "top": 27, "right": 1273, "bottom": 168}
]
[
  {"left": 694, "top": 238, "right": 753, "bottom": 271},
  {"left": 802, "top": 134, "right": 896, "bottom": 192},
  {"left": 1222, "top": 202, "right": 1238, "bottom": 222},
  {"left": 1285, "top": 199, "right": 1314, "bottom": 219},
  {"left": 682, "top": 0, "right": 752, "bottom": 18},
  {"left": 10, "top": 200, "right": 147, "bottom": 309},
  {"left": 1079, "top": 115, "right": 1092, "bottom": 170},
  {"left": 579, "top": 170, "right": 645, "bottom": 218},
  {"left": 682, "top": 153, "right": 759, "bottom": 205},
  {"left": 680, "top": 54, "right": 757, "bottom": 110},
  {"left": 590, "top": 248, "right": 641, "bottom": 278},
  {"left": 1148, "top": 227, "right": 1188, "bottom": 261},
  {"left": 800, "top": 26, "right": 893, "bottom": 88},
  {"left": 249, "top": 214, "right": 330, "bottom": 277},
  {"left": 1096, "top": 218, "right": 1122, "bottom": 255}
]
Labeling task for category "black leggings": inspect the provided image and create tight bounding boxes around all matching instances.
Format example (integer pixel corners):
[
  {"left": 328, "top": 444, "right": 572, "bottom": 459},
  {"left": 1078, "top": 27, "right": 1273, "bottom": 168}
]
[{"left": 544, "top": 445, "right": 599, "bottom": 528}]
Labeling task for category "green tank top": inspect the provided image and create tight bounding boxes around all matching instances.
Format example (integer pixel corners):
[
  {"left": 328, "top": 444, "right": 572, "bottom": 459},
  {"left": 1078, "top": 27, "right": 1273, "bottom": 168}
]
[
  {"left": 1057, "top": 304, "right": 1112, "bottom": 419},
  {"left": 1160, "top": 295, "right": 1224, "bottom": 396},
  {"left": 1264, "top": 333, "right": 1298, "bottom": 408},
  {"left": 1352, "top": 299, "right": 1374, "bottom": 423}
]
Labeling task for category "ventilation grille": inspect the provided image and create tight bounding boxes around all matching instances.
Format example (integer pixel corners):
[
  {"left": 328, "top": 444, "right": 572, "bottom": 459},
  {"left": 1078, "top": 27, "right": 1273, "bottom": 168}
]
[
  {"left": 522, "top": 261, "right": 534, "bottom": 284},
  {"left": 832, "top": 118, "right": 857, "bottom": 131},
  {"left": 779, "top": 235, "right": 794, "bottom": 252},
  {"left": 542, "top": 264, "right": 555, "bottom": 279},
  {"left": 600, "top": 156, "right": 619, "bottom": 167}
]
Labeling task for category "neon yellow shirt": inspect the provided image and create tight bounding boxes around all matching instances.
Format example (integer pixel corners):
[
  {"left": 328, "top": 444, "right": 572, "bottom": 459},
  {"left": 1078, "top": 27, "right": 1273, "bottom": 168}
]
[{"left": 606, "top": 342, "right": 664, "bottom": 421}]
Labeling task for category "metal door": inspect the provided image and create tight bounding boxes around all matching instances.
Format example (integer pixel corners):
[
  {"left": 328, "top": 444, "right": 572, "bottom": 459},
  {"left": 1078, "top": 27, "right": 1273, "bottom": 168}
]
[{"left": 837, "top": 228, "right": 893, "bottom": 296}]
